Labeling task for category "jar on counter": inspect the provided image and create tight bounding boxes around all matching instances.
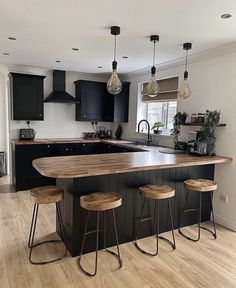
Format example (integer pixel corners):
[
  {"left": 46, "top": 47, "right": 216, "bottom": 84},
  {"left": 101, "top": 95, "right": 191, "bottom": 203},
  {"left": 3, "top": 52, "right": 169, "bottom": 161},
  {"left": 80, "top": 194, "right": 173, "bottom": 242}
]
[
  {"left": 191, "top": 113, "right": 197, "bottom": 123},
  {"left": 197, "top": 113, "right": 205, "bottom": 123}
]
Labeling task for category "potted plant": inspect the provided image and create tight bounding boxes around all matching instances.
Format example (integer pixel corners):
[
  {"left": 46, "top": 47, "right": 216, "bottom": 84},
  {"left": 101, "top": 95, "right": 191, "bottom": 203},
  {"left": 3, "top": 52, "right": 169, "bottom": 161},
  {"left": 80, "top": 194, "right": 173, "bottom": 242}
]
[
  {"left": 201, "top": 110, "right": 220, "bottom": 155},
  {"left": 172, "top": 112, "right": 188, "bottom": 148},
  {"left": 151, "top": 122, "right": 164, "bottom": 134}
]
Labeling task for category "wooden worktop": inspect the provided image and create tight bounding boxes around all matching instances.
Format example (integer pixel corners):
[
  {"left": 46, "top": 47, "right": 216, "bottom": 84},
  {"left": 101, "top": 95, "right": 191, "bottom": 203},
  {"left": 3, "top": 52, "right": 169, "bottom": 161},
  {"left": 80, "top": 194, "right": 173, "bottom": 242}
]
[
  {"left": 11, "top": 138, "right": 101, "bottom": 145},
  {"left": 33, "top": 142, "right": 232, "bottom": 179}
]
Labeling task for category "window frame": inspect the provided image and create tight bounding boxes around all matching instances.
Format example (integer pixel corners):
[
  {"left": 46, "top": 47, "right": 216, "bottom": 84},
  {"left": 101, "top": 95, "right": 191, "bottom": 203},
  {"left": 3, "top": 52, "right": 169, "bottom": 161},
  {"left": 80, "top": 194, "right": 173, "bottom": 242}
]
[{"left": 140, "top": 100, "right": 177, "bottom": 134}]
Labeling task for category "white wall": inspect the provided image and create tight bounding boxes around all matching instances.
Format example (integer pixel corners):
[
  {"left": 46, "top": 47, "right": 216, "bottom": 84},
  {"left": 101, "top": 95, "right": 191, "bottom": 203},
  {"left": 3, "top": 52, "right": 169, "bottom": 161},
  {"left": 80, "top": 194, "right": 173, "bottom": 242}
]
[
  {"left": 8, "top": 66, "right": 112, "bottom": 139},
  {"left": 0, "top": 65, "right": 9, "bottom": 152},
  {"left": 124, "top": 51, "right": 236, "bottom": 231}
]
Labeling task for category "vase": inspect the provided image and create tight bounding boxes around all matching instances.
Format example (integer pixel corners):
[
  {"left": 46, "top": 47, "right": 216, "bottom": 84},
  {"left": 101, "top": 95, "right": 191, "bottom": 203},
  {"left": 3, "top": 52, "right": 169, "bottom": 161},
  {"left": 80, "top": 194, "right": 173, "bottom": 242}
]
[{"left": 206, "top": 137, "right": 216, "bottom": 156}]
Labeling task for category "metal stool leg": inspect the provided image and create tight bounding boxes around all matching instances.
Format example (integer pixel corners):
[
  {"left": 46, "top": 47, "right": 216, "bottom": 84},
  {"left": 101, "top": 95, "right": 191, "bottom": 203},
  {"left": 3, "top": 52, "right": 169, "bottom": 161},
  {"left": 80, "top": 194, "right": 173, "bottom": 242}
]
[
  {"left": 135, "top": 198, "right": 158, "bottom": 255},
  {"left": 158, "top": 199, "right": 176, "bottom": 250},
  {"left": 79, "top": 209, "right": 122, "bottom": 277},
  {"left": 179, "top": 190, "right": 201, "bottom": 242},
  {"left": 200, "top": 191, "right": 217, "bottom": 239},
  {"left": 28, "top": 202, "right": 67, "bottom": 265},
  {"left": 103, "top": 209, "right": 123, "bottom": 267},
  {"left": 28, "top": 203, "right": 39, "bottom": 249},
  {"left": 78, "top": 211, "right": 100, "bottom": 276},
  {"left": 179, "top": 190, "right": 217, "bottom": 241},
  {"left": 135, "top": 198, "right": 176, "bottom": 256}
]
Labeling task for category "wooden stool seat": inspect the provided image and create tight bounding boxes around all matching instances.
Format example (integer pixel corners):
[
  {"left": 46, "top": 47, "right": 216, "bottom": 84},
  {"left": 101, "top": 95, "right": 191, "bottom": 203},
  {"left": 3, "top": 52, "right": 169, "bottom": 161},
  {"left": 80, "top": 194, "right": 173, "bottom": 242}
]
[
  {"left": 80, "top": 192, "right": 122, "bottom": 211},
  {"left": 184, "top": 179, "right": 217, "bottom": 192},
  {"left": 30, "top": 186, "right": 64, "bottom": 204},
  {"left": 139, "top": 184, "right": 175, "bottom": 200}
]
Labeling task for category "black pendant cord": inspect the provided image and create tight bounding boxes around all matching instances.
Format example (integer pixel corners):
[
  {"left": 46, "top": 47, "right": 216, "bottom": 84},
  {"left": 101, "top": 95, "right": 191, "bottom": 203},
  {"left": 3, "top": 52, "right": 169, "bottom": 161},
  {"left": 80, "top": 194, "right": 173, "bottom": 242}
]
[
  {"left": 114, "top": 35, "right": 117, "bottom": 62},
  {"left": 184, "top": 49, "right": 189, "bottom": 80},
  {"left": 153, "top": 40, "right": 156, "bottom": 67},
  {"left": 185, "top": 49, "right": 188, "bottom": 72}
]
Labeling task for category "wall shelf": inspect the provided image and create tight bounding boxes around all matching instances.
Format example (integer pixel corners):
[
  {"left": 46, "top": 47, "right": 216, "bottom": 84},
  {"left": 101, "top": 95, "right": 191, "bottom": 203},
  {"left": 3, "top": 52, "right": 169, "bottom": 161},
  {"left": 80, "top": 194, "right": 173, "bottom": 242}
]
[{"left": 181, "top": 123, "right": 226, "bottom": 127}]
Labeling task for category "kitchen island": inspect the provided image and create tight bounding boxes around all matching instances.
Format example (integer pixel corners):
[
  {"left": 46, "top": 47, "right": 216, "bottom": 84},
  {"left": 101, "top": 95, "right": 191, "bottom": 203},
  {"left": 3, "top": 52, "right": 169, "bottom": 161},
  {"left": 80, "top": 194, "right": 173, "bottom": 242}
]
[{"left": 33, "top": 141, "right": 231, "bottom": 256}]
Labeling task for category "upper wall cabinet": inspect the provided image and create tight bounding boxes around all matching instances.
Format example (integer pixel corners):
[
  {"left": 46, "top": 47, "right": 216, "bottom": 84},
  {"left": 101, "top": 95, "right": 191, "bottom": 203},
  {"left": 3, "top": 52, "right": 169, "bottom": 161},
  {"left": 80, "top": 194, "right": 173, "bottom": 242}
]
[
  {"left": 74, "top": 80, "right": 130, "bottom": 123},
  {"left": 74, "top": 80, "right": 114, "bottom": 122},
  {"left": 9, "top": 73, "right": 45, "bottom": 121}
]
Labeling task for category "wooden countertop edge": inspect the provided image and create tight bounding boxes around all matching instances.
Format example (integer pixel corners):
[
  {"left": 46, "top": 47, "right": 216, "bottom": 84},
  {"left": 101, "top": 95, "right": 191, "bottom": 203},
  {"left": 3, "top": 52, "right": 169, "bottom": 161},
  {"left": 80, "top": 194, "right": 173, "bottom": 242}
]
[{"left": 33, "top": 155, "right": 232, "bottom": 179}]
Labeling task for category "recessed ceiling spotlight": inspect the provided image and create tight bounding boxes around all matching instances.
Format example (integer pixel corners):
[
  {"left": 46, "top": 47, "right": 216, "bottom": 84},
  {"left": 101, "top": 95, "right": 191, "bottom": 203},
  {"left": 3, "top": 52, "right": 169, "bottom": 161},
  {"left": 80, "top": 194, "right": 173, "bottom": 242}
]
[
  {"left": 8, "top": 36, "right": 16, "bottom": 40},
  {"left": 72, "top": 48, "right": 79, "bottom": 51},
  {"left": 221, "top": 13, "right": 232, "bottom": 19},
  {"left": 55, "top": 60, "right": 61, "bottom": 63},
  {"left": 122, "top": 56, "right": 128, "bottom": 59},
  {"left": 3, "top": 52, "right": 10, "bottom": 55},
  {"left": 97, "top": 66, "right": 103, "bottom": 68}
]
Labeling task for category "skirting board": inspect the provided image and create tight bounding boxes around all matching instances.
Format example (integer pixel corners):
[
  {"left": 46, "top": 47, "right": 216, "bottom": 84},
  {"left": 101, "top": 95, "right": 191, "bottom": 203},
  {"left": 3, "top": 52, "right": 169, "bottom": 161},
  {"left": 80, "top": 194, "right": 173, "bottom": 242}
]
[{"left": 213, "top": 214, "right": 236, "bottom": 232}]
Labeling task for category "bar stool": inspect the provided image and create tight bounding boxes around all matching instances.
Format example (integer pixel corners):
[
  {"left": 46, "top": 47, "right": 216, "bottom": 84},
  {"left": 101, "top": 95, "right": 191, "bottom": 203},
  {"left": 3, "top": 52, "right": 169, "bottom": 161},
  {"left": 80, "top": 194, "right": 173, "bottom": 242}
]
[
  {"left": 134, "top": 184, "right": 176, "bottom": 256},
  {"left": 28, "top": 186, "right": 67, "bottom": 265},
  {"left": 79, "top": 192, "right": 122, "bottom": 276},
  {"left": 179, "top": 179, "right": 217, "bottom": 241}
]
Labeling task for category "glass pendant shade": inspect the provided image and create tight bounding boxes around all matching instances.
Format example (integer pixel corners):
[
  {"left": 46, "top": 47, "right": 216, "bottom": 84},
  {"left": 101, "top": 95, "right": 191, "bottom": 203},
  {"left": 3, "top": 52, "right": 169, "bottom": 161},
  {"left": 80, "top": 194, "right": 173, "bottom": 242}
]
[
  {"left": 146, "top": 67, "right": 160, "bottom": 97},
  {"left": 107, "top": 26, "right": 122, "bottom": 95},
  {"left": 107, "top": 62, "right": 122, "bottom": 95},
  {"left": 178, "top": 79, "right": 191, "bottom": 99},
  {"left": 178, "top": 43, "right": 192, "bottom": 99},
  {"left": 141, "top": 35, "right": 160, "bottom": 97}
]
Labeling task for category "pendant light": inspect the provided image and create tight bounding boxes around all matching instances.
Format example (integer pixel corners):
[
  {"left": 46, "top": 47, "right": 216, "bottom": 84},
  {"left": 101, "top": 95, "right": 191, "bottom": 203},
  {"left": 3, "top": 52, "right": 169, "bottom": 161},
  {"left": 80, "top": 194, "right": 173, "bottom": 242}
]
[
  {"left": 107, "top": 26, "right": 122, "bottom": 95},
  {"left": 142, "top": 35, "right": 160, "bottom": 97},
  {"left": 178, "top": 42, "right": 192, "bottom": 99}
]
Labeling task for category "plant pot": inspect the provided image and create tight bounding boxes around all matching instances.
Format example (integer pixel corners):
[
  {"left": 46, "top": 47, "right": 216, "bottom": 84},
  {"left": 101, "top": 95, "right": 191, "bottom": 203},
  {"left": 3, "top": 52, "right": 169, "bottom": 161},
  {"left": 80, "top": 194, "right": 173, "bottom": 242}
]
[
  {"left": 206, "top": 137, "right": 216, "bottom": 156},
  {"left": 179, "top": 114, "right": 187, "bottom": 124},
  {"left": 153, "top": 129, "right": 161, "bottom": 134}
]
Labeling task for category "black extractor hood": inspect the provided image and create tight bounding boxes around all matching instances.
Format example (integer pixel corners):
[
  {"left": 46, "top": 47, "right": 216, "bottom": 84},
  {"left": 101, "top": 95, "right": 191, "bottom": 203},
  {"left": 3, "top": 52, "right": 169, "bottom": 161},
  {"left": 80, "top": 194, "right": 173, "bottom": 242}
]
[{"left": 44, "top": 70, "right": 78, "bottom": 103}]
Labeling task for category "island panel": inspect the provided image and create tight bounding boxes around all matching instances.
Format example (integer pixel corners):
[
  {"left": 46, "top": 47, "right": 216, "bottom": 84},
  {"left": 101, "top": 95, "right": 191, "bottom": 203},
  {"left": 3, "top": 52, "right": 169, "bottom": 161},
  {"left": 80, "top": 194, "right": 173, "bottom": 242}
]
[{"left": 56, "top": 164, "right": 214, "bottom": 257}]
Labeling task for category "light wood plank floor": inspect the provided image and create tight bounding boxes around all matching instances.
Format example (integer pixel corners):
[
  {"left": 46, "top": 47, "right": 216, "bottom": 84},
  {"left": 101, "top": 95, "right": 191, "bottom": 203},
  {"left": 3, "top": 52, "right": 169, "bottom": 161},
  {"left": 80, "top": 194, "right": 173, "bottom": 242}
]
[{"left": 0, "top": 177, "right": 236, "bottom": 288}]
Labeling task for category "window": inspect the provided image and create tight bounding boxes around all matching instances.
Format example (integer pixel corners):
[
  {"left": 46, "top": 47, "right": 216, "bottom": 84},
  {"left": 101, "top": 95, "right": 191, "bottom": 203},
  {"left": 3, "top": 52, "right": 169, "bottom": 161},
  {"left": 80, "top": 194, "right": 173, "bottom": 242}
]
[
  {"left": 139, "top": 101, "right": 177, "bottom": 133},
  {"left": 137, "top": 76, "right": 178, "bottom": 135}
]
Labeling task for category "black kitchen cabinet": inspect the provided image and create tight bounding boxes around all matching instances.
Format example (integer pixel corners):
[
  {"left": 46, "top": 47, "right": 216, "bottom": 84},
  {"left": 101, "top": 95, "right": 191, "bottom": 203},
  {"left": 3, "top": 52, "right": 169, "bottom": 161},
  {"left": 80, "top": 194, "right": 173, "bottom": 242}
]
[
  {"left": 113, "top": 82, "right": 130, "bottom": 123},
  {"left": 9, "top": 73, "right": 45, "bottom": 120},
  {"left": 74, "top": 80, "right": 130, "bottom": 122},
  {"left": 13, "top": 144, "right": 55, "bottom": 191},
  {"left": 75, "top": 80, "right": 113, "bottom": 122}
]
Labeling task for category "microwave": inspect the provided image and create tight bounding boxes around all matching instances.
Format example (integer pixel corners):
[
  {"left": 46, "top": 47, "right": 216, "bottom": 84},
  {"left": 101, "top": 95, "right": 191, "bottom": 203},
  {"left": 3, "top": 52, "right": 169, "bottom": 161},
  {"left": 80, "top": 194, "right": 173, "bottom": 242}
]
[{"left": 19, "top": 129, "right": 36, "bottom": 140}]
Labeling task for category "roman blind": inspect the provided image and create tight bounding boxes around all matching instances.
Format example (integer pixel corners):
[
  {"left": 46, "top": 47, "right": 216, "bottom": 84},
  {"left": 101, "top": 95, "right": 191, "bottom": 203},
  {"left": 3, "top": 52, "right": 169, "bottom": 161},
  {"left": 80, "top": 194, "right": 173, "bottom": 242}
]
[{"left": 142, "top": 76, "right": 178, "bottom": 102}]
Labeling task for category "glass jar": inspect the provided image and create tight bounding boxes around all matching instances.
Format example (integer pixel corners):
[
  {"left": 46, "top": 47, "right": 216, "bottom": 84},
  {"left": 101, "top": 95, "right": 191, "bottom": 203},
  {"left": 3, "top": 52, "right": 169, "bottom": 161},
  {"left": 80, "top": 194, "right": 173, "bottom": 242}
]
[
  {"left": 197, "top": 113, "right": 205, "bottom": 123},
  {"left": 191, "top": 113, "right": 197, "bottom": 123}
]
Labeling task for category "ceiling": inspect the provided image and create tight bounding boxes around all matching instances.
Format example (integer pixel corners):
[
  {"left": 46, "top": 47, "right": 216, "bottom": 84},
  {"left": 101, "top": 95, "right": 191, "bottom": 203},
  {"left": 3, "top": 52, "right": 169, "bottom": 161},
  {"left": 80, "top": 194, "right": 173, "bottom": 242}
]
[{"left": 0, "top": 0, "right": 236, "bottom": 74}]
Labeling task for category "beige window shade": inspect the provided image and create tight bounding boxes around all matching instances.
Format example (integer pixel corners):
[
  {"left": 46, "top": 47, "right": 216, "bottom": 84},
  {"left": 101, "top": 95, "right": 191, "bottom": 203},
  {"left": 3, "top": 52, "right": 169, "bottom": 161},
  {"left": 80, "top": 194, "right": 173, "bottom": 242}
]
[{"left": 142, "top": 76, "right": 178, "bottom": 102}]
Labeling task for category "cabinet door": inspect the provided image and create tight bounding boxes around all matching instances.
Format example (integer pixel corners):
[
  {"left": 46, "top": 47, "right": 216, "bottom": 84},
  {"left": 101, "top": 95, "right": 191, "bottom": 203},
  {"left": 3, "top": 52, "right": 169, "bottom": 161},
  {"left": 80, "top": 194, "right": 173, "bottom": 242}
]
[
  {"left": 113, "top": 82, "right": 130, "bottom": 123},
  {"left": 10, "top": 73, "right": 45, "bottom": 120},
  {"left": 75, "top": 81, "right": 104, "bottom": 121},
  {"left": 75, "top": 80, "right": 114, "bottom": 122},
  {"left": 15, "top": 144, "right": 54, "bottom": 191}
]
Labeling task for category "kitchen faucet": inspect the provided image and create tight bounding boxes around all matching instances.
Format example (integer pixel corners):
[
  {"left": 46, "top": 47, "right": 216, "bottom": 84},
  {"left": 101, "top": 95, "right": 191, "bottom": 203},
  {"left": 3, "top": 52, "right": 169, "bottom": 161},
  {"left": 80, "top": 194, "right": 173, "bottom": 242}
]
[{"left": 137, "top": 119, "right": 152, "bottom": 145}]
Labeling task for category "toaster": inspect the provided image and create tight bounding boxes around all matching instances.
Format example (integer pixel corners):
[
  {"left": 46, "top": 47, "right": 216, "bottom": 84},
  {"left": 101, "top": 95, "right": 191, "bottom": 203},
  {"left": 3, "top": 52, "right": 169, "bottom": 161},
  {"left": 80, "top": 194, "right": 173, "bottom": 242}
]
[{"left": 19, "top": 129, "right": 36, "bottom": 140}]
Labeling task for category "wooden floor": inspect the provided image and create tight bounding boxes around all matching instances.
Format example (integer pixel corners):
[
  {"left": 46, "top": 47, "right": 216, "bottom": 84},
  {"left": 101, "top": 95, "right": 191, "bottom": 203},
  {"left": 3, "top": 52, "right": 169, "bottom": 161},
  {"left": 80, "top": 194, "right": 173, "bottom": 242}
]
[{"left": 0, "top": 176, "right": 236, "bottom": 288}]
